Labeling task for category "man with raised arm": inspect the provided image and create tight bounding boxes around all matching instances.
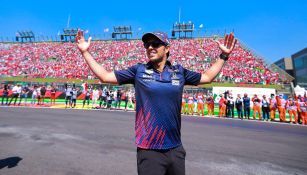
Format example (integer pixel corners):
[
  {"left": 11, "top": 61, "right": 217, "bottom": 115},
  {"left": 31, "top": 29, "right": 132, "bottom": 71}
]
[{"left": 76, "top": 30, "right": 237, "bottom": 175}]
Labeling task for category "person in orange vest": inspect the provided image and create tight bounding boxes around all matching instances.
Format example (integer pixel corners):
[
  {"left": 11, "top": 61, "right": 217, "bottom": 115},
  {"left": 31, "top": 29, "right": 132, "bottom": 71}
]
[
  {"left": 297, "top": 94, "right": 307, "bottom": 125},
  {"left": 286, "top": 97, "right": 299, "bottom": 124},
  {"left": 218, "top": 94, "right": 227, "bottom": 117},
  {"left": 276, "top": 94, "right": 287, "bottom": 122},
  {"left": 187, "top": 93, "right": 194, "bottom": 115},
  {"left": 269, "top": 94, "right": 277, "bottom": 121},
  {"left": 206, "top": 94, "right": 215, "bottom": 117},
  {"left": 181, "top": 93, "right": 187, "bottom": 114},
  {"left": 252, "top": 94, "right": 262, "bottom": 120},
  {"left": 197, "top": 92, "right": 205, "bottom": 116}
]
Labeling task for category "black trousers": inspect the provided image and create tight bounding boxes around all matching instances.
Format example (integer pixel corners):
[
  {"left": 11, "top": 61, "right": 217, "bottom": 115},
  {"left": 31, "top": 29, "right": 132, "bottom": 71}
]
[
  {"left": 227, "top": 105, "right": 234, "bottom": 118},
  {"left": 83, "top": 96, "right": 90, "bottom": 106},
  {"left": 8, "top": 93, "right": 19, "bottom": 105},
  {"left": 237, "top": 108, "right": 243, "bottom": 119},
  {"left": 262, "top": 107, "right": 270, "bottom": 120},
  {"left": 65, "top": 96, "right": 72, "bottom": 106},
  {"left": 137, "top": 145, "right": 186, "bottom": 175},
  {"left": 244, "top": 106, "right": 250, "bottom": 119},
  {"left": 1, "top": 93, "right": 8, "bottom": 105}
]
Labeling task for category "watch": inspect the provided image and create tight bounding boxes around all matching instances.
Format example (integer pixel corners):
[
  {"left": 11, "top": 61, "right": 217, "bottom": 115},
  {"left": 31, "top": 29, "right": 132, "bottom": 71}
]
[{"left": 219, "top": 53, "right": 229, "bottom": 61}]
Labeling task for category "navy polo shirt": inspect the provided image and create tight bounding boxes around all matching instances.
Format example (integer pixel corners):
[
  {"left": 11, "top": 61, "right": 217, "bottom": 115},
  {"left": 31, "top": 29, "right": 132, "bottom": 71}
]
[{"left": 115, "top": 61, "right": 201, "bottom": 149}]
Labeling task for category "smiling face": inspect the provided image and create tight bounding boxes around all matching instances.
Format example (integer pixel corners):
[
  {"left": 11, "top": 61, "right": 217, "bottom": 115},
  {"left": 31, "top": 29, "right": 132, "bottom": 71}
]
[{"left": 144, "top": 36, "right": 170, "bottom": 63}]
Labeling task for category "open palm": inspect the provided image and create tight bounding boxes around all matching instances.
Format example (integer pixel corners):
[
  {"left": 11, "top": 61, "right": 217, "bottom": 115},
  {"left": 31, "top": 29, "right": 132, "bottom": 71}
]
[
  {"left": 214, "top": 33, "right": 237, "bottom": 56},
  {"left": 76, "top": 30, "right": 92, "bottom": 53}
]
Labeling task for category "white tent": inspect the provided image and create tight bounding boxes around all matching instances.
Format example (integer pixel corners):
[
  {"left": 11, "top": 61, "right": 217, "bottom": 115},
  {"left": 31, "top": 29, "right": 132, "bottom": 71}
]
[{"left": 294, "top": 85, "right": 306, "bottom": 96}]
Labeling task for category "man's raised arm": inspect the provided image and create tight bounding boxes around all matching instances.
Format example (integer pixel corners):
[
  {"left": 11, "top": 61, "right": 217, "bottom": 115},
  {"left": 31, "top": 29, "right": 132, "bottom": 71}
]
[
  {"left": 76, "top": 30, "right": 118, "bottom": 84},
  {"left": 199, "top": 33, "right": 237, "bottom": 84}
]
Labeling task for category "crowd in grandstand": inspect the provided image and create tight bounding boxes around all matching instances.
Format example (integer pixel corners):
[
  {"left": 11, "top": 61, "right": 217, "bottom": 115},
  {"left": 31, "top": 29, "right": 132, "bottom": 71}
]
[
  {"left": 0, "top": 38, "right": 280, "bottom": 84},
  {"left": 1, "top": 83, "right": 306, "bottom": 125}
]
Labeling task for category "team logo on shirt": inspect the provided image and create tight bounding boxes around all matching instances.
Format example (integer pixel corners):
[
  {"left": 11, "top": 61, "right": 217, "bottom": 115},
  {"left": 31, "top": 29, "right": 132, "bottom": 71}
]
[{"left": 171, "top": 72, "right": 178, "bottom": 79}]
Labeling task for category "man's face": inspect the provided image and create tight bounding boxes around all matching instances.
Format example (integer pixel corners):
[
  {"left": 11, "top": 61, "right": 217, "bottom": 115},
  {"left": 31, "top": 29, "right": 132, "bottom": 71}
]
[{"left": 144, "top": 36, "right": 169, "bottom": 63}]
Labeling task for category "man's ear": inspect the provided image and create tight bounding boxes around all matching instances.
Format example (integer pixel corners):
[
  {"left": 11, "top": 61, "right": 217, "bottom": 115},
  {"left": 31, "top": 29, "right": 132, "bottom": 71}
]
[{"left": 165, "top": 45, "right": 170, "bottom": 55}]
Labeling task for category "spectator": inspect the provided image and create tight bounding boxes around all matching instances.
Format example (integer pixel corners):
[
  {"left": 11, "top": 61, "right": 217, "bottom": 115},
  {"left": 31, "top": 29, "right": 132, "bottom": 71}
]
[
  {"left": 40, "top": 85, "right": 46, "bottom": 104},
  {"left": 50, "top": 85, "right": 57, "bottom": 105},
  {"left": 18, "top": 84, "right": 30, "bottom": 105},
  {"left": 235, "top": 94, "right": 243, "bottom": 119},
  {"left": 226, "top": 93, "right": 235, "bottom": 118},
  {"left": 252, "top": 94, "right": 262, "bottom": 120},
  {"left": 1, "top": 84, "right": 9, "bottom": 105},
  {"left": 65, "top": 84, "right": 73, "bottom": 108},
  {"left": 262, "top": 95, "right": 270, "bottom": 121},
  {"left": 243, "top": 93, "right": 251, "bottom": 119},
  {"left": 71, "top": 87, "right": 78, "bottom": 108},
  {"left": 8, "top": 84, "right": 21, "bottom": 106}
]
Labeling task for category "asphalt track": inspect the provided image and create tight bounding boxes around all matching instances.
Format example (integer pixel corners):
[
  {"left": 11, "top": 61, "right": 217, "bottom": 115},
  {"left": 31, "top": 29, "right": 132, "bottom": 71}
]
[{"left": 0, "top": 107, "right": 307, "bottom": 175}]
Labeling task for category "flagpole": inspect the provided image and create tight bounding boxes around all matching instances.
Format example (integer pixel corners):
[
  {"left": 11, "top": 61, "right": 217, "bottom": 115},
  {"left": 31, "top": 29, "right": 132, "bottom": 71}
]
[
  {"left": 67, "top": 14, "right": 71, "bottom": 28},
  {"left": 179, "top": 8, "right": 181, "bottom": 23}
]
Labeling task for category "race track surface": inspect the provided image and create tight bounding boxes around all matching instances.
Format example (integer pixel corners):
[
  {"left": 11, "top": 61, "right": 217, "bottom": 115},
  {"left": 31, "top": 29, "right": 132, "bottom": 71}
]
[{"left": 0, "top": 107, "right": 307, "bottom": 175}]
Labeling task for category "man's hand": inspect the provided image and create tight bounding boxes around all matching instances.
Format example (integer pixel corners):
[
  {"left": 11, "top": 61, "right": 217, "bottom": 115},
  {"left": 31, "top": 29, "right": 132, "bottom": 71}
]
[
  {"left": 76, "top": 29, "right": 92, "bottom": 53},
  {"left": 213, "top": 33, "right": 237, "bottom": 56}
]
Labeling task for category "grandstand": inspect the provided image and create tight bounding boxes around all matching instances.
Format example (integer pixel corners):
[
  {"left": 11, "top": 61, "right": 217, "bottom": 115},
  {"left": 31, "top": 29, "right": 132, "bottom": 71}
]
[{"left": 0, "top": 36, "right": 290, "bottom": 87}]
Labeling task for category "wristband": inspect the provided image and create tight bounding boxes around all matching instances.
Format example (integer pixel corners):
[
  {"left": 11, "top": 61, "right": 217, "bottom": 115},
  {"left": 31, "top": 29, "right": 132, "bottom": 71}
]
[{"left": 219, "top": 53, "right": 229, "bottom": 61}]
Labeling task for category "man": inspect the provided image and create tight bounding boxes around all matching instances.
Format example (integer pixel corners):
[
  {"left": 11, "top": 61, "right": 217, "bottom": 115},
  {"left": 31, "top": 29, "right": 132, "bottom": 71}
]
[
  {"left": 40, "top": 85, "right": 46, "bottom": 104},
  {"left": 50, "top": 85, "right": 57, "bottom": 105},
  {"left": 243, "top": 93, "right": 251, "bottom": 119},
  {"left": 206, "top": 94, "right": 215, "bottom": 117},
  {"left": 276, "top": 94, "right": 286, "bottom": 122},
  {"left": 36, "top": 85, "right": 42, "bottom": 105},
  {"left": 235, "top": 94, "right": 243, "bottom": 119},
  {"left": 226, "top": 93, "right": 235, "bottom": 118},
  {"left": 18, "top": 84, "right": 30, "bottom": 106},
  {"left": 121, "top": 90, "right": 129, "bottom": 111},
  {"left": 269, "top": 94, "right": 277, "bottom": 121},
  {"left": 99, "top": 86, "right": 108, "bottom": 108},
  {"left": 187, "top": 93, "right": 194, "bottom": 115},
  {"left": 218, "top": 94, "right": 227, "bottom": 117},
  {"left": 65, "top": 84, "right": 73, "bottom": 108},
  {"left": 197, "top": 92, "right": 205, "bottom": 116},
  {"left": 181, "top": 93, "right": 187, "bottom": 114},
  {"left": 71, "top": 87, "right": 78, "bottom": 108},
  {"left": 297, "top": 93, "right": 307, "bottom": 125},
  {"left": 262, "top": 95, "right": 270, "bottom": 121},
  {"left": 116, "top": 89, "right": 122, "bottom": 109},
  {"left": 8, "top": 84, "right": 21, "bottom": 106},
  {"left": 76, "top": 30, "right": 237, "bottom": 175},
  {"left": 286, "top": 97, "right": 298, "bottom": 124},
  {"left": 83, "top": 86, "right": 92, "bottom": 108},
  {"left": 92, "top": 87, "right": 99, "bottom": 108},
  {"left": 31, "top": 85, "right": 38, "bottom": 105},
  {"left": 1, "top": 84, "right": 9, "bottom": 105}
]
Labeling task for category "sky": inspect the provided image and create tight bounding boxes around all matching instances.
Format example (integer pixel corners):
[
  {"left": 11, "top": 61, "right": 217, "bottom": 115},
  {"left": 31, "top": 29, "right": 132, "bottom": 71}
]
[{"left": 0, "top": 0, "right": 306, "bottom": 63}]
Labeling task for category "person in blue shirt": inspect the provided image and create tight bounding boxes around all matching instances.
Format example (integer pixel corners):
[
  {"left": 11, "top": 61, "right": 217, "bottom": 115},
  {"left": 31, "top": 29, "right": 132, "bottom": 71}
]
[
  {"left": 76, "top": 30, "right": 237, "bottom": 175},
  {"left": 243, "top": 93, "right": 251, "bottom": 119}
]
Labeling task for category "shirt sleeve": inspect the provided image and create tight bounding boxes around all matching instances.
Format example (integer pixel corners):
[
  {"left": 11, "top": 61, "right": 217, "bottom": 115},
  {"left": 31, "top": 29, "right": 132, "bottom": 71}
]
[
  {"left": 114, "top": 64, "right": 140, "bottom": 85},
  {"left": 183, "top": 67, "right": 201, "bottom": 86}
]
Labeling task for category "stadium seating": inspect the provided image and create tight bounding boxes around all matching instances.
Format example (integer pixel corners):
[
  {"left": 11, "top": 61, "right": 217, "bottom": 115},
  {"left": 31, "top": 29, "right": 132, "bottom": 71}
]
[{"left": 0, "top": 38, "right": 280, "bottom": 84}]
